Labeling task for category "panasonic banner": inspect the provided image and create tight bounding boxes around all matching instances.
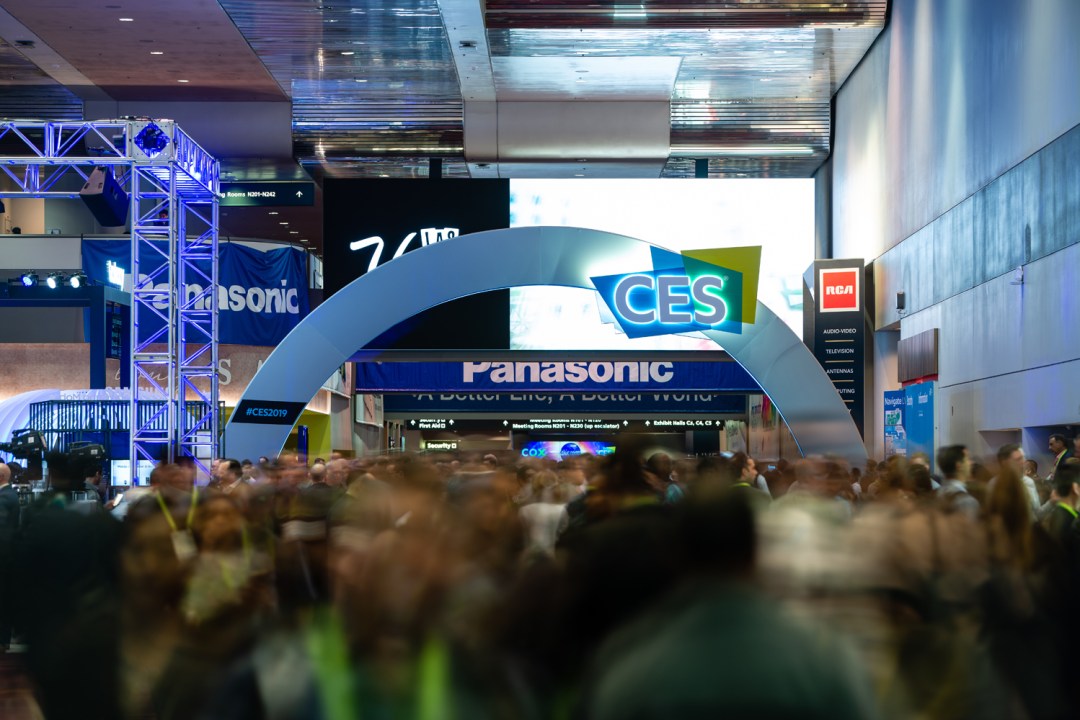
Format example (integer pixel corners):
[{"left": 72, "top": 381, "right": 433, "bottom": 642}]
[{"left": 81, "top": 240, "right": 309, "bottom": 346}]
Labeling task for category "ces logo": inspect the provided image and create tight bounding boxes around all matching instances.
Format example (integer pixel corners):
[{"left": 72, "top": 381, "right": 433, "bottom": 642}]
[{"left": 819, "top": 268, "right": 860, "bottom": 313}]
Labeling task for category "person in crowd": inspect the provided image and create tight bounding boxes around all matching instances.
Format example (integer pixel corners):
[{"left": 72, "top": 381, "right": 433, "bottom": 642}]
[
  {"left": 0, "top": 461, "right": 19, "bottom": 652},
  {"left": 990, "top": 443, "right": 1039, "bottom": 516},
  {"left": 1042, "top": 462, "right": 1079, "bottom": 551},
  {"left": 578, "top": 490, "right": 879, "bottom": 720},
  {"left": 936, "top": 444, "right": 981, "bottom": 519},
  {"left": 519, "top": 472, "right": 573, "bottom": 557},
  {"left": 1026, "top": 458, "right": 1051, "bottom": 505},
  {"left": 910, "top": 451, "right": 942, "bottom": 489},
  {"left": 982, "top": 468, "right": 1070, "bottom": 719},
  {"left": 1048, "top": 433, "right": 1073, "bottom": 481},
  {"left": 729, "top": 453, "right": 770, "bottom": 507},
  {"left": 646, "top": 451, "right": 685, "bottom": 504},
  {"left": 13, "top": 452, "right": 122, "bottom": 719},
  {"left": 82, "top": 463, "right": 105, "bottom": 504}
]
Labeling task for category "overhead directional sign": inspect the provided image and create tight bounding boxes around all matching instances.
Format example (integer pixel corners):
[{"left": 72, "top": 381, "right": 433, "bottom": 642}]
[
  {"left": 404, "top": 417, "right": 732, "bottom": 433},
  {"left": 219, "top": 181, "right": 316, "bottom": 207}
]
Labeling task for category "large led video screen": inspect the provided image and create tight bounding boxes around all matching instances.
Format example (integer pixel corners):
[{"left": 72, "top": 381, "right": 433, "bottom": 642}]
[
  {"left": 508, "top": 179, "right": 813, "bottom": 349},
  {"left": 324, "top": 178, "right": 812, "bottom": 352}
]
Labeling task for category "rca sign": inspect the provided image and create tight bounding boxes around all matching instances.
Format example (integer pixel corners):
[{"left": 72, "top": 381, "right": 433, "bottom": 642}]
[{"left": 819, "top": 268, "right": 861, "bottom": 313}]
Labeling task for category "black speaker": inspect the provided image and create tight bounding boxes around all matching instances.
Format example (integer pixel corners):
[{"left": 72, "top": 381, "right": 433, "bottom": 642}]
[
  {"left": 896, "top": 291, "right": 906, "bottom": 311},
  {"left": 80, "top": 167, "right": 129, "bottom": 227}
]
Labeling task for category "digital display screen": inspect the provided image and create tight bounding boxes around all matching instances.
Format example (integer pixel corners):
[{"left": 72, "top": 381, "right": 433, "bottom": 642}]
[
  {"left": 519, "top": 440, "right": 616, "bottom": 460},
  {"left": 109, "top": 459, "right": 155, "bottom": 487},
  {"left": 324, "top": 178, "right": 812, "bottom": 352},
  {"left": 508, "top": 179, "right": 813, "bottom": 349}
]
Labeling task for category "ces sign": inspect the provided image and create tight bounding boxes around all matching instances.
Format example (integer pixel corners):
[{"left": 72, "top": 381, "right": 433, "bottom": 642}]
[
  {"left": 591, "top": 247, "right": 760, "bottom": 339},
  {"left": 819, "top": 268, "right": 861, "bottom": 313}
]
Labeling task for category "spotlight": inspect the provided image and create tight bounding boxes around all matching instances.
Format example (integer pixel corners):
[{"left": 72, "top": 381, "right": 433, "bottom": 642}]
[
  {"left": 133, "top": 121, "right": 169, "bottom": 159},
  {"left": 45, "top": 272, "right": 63, "bottom": 289},
  {"left": 19, "top": 272, "right": 38, "bottom": 287},
  {"left": 68, "top": 272, "right": 87, "bottom": 289}
]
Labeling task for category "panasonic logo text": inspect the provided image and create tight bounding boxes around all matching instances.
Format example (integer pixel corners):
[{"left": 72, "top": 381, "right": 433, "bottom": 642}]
[
  {"left": 138, "top": 275, "right": 301, "bottom": 314},
  {"left": 462, "top": 361, "right": 674, "bottom": 385}
]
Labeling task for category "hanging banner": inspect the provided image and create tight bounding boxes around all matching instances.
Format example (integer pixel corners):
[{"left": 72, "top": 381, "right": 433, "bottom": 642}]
[
  {"left": 355, "top": 360, "right": 760, "bottom": 393},
  {"left": 81, "top": 240, "right": 309, "bottom": 346},
  {"left": 382, "top": 392, "right": 747, "bottom": 415},
  {"left": 811, "top": 259, "right": 865, "bottom": 436},
  {"left": 883, "top": 389, "right": 907, "bottom": 457},
  {"left": 904, "top": 381, "right": 935, "bottom": 468}
]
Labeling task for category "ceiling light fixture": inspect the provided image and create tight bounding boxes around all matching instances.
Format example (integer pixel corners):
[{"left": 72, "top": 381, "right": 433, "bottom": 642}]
[
  {"left": 119, "top": 17, "right": 134, "bottom": 22},
  {"left": 150, "top": 51, "right": 164, "bottom": 55},
  {"left": 288, "top": 231, "right": 299, "bottom": 235},
  {"left": 133, "top": 122, "right": 169, "bottom": 158},
  {"left": 341, "top": 51, "right": 354, "bottom": 56},
  {"left": 279, "top": 222, "right": 289, "bottom": 225},
  {"left": 268, "top": 211, "right": 279, "bottom": 215},
  {"left": 300, "top": 239, "right": 309, "bottom": 243},
  {"left": 177, "top": 79, "right": 189, "bottom": 83}
]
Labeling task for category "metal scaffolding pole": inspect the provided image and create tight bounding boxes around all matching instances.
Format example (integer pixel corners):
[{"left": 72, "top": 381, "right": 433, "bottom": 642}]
[{"left": 0, "top": 119, "right": 220, "bottom": 475}]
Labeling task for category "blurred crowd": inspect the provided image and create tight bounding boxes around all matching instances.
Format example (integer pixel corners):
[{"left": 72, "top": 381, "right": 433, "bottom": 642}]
[{"left": 1, "top": 435, "right": 1080, "bottom": 719}]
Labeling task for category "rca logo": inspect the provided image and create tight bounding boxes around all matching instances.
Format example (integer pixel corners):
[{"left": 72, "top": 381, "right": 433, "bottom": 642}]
[{"left": 819, "top": 268, "right": 861, "bottom": 313}]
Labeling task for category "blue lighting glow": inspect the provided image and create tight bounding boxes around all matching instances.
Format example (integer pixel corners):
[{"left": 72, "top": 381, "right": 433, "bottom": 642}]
[
  {"left": 134, "top": 122, "right": 169, "bottom": 158},
  {"left": 19, "top": 272, "right": 37, "bottom": 287}
]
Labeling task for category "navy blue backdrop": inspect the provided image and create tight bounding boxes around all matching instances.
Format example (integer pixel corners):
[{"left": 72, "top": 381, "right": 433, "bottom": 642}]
[{"left": 82, "top": 240, "right": 309, "bottom": 346}]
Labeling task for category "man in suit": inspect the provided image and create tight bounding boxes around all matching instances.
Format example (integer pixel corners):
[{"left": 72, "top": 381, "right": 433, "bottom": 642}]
[
  {"left": 1048, "top": 434, "right": 1074, "bottom": 482},
  {"left": 0, "top": 461, "right": 21, "bottom": 650}
]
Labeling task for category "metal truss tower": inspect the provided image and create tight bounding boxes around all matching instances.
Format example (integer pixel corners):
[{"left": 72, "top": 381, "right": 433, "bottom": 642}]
[{"left": 0, "top": 120, "right": 220, "bottom": 473}]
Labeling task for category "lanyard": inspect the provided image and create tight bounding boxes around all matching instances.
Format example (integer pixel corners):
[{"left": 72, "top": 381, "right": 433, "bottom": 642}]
[
  {"left": 155, "top": 485, "right": 199, "bottom": 532},
  {"left": 1058, "top": 502, "right": 1078, "bottom": 519}
]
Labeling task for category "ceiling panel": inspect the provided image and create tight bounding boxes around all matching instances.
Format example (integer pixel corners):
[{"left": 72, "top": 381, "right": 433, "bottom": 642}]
[
  {"left": 484, "top": 1, "right": 888, "bottom": 29},
  {"left": 492, "top": 56, "right": 681, "bottom": 100},
  {"left": 0, "top": 0, "right": 285, "bottom": 102},
  {"left": 219, "top": 0, "right": 465, "bottom": 176},
  {"left": 0, "top": 39, "right": 82, "bottom": 121}
]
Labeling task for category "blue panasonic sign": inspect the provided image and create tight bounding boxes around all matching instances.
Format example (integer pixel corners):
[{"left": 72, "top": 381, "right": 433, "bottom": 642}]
[{"left": 590, "top": 246, "right": 761, "bottom": 339}]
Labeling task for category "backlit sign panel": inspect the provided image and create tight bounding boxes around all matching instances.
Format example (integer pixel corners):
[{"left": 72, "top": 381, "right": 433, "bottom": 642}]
[{"left": 818, "top": 268, "right": 861, "bottom": 313}]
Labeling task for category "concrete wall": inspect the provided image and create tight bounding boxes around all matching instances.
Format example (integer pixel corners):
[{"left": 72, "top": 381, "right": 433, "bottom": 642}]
[{"left": 830, "top": 0, "right": 1080, "bottom": 466}]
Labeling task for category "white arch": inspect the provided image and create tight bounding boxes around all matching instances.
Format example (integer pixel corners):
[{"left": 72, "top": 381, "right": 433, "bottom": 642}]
[{"left": 224, "top": 227, "right": 866, "bottom": 463}]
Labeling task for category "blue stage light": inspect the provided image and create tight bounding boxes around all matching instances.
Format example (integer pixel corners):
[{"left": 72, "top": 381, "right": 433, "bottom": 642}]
[
  {"left": 134, "top": 122, "right": 169, "bottom": 158},
  {"left": 19, "top": 272, "right": 37, "bottom": 287},
  {"left": 45, "top": 272, "right": 62, "bottom": 289}
]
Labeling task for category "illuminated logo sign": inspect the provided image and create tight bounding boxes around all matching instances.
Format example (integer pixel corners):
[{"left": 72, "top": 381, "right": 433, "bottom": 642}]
[
  {"left": 591, "top": 246, "right": 761, "bottom": 339},
  {"left": 818, "top": 268, "right": 861, "bottom": 313},
  {"left": 463, "top": 361, "right": 673, "bottom": 385},
  {"left": 349, "top": 227, "right": 459, "bottom": 272},
  {"left": 106, "top": 260, "right": 126, "bottom": 288}
]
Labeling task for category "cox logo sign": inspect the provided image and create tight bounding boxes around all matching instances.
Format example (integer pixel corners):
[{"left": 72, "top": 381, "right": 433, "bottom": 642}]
[{"left": 591, "top": 246, "right": 761, "bottom": 339}]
